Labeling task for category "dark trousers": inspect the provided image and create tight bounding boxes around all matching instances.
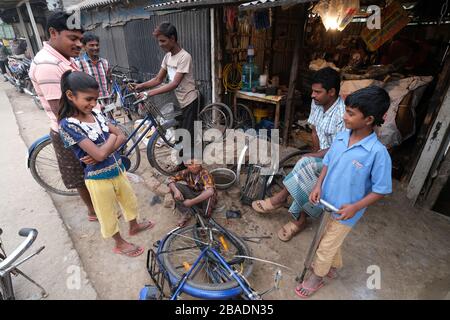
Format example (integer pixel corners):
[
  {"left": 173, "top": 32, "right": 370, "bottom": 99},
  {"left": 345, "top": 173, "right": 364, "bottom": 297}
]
[
  {"left": 175, "top": 98, "right": 199, "bottom": 156},
  {"left": 172, "top": 183, "right": 211, "bottom": 217}
]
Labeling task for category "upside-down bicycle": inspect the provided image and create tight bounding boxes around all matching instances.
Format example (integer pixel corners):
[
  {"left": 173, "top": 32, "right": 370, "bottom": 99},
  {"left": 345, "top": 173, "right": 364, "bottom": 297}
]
[{"left": 140, "top": 199, "right": 282, "bottom": 300}]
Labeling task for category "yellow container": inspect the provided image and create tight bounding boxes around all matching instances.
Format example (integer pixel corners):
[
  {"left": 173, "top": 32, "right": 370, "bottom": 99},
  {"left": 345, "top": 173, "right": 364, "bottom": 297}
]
[{"left": 253, "top": 107, "right": 270, "bottom": 123}]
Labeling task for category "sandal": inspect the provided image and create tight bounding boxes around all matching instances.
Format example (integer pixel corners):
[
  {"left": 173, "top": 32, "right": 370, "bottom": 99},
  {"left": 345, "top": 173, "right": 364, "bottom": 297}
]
[
  {"left": 251, "top": 199, "right": 283, "bottom": 214},
  {"left": 129, "top": 220, "right": 155, "bottom": 236},
  {"left": 112, "top": 244, "right": 144, "bottom": 257},
  {"left": 277, "top": 221, "right": 306, "bottom": 242},
  {"left": 294, "top": 280, "right": 325, "bottom": 298}
]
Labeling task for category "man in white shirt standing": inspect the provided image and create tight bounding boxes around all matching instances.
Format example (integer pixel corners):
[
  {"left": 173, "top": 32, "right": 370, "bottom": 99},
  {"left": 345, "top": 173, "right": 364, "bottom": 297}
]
[{"left": 134, "top": 22, "right": 198, "bottom": 157}]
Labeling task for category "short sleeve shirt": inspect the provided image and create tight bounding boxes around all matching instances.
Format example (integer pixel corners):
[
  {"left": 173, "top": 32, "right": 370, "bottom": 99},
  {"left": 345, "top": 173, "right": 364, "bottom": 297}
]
[
  {"left": 59, "top": 110, "right": 124, "bottom": 180},
  {"left": 168, "top": 168, "right": 216, "bottom": 192},
  {"left": 308, "top": 96, "right": 346, "bottom": 150},
  {"left": 75, "top": 53, "right": 110, "bottom": 99},
  {"left": 29, "top": 42, "right": 80, "bottom": 132},
  {"left": 322, "top": 130, "right": 392, "bottom": 227},
  {"left": 161, "top": 49, "right": 197, "bottom": 108}
]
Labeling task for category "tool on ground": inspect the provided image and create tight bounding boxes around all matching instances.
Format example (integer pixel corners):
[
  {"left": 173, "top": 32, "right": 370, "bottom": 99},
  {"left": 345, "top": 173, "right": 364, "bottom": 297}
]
[
  {"left": 242, "top": 236, "right": 271, "bottom": 243},
  {"left": 295, "top": 199, "right": 339, "bottom": 283},
  {"left": 226, "top": 210, "right": 242, "bottom": 219}
]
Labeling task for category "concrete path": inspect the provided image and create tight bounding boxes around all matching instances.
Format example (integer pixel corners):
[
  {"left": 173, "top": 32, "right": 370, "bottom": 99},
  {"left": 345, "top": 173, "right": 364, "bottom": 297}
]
[{"left": 0, "top": 82, "right": 97, "bottom": 299}]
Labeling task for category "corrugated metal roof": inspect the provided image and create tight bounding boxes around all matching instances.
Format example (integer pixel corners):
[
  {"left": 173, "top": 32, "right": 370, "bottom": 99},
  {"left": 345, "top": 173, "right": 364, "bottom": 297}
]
[
  {"left": 239, "top": 0, "right": 313, "bottom": 10},
  {"left": 68, "top": 0, "right": 122, "bottom": 10},
  {"left": 146, "top": 0, "right": 247, "bottom": 11}
]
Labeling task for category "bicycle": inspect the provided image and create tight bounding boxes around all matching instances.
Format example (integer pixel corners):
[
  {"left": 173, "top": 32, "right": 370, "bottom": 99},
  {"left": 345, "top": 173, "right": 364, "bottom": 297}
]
[
  {"left": 27, "top": 120, "right": 141, "bottom": 196},
  {"left": 140, "top": 199, "right": 282, "bottom": 300},
  {"left": 0, "top": 227, "right": 48, "bottom": 300},
  {"left": 98, "top": 66, "right": 143, "bottom": 122}
]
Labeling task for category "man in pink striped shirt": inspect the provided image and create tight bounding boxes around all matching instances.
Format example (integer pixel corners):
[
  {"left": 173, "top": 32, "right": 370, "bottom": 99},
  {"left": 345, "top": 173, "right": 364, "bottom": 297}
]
[{"left": 29, "top": 11, "right": 97, "bottom": 221}]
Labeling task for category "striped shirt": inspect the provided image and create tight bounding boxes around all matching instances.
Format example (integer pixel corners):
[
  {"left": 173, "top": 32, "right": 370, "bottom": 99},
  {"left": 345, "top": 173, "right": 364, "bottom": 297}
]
[
  {"left": 308, "top": 96, "right": 346, "bottom": 150},
  {"left": 29, "top": 42, "right": 80, "bottom": 132},
  {"left": 75, "top": 52, "right": 110, "bottom": 99}
]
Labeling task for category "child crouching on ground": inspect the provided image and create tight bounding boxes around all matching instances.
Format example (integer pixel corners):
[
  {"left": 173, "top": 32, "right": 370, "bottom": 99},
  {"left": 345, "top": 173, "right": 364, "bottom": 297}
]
[
  {"left": 295, "top": 86, "right": 392, "bottom": 298},
  {"left": 168, "top": 158, "right": 216, "bottom": 227},
  {"left": 58, "top": 70, "right": 155, "bottom": 258}
]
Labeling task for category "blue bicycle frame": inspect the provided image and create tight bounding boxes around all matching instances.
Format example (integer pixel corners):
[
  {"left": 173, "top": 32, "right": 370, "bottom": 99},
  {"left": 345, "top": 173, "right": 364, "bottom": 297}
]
[{"left": 168, "top": 245, "right": 257, "bottom": 300}]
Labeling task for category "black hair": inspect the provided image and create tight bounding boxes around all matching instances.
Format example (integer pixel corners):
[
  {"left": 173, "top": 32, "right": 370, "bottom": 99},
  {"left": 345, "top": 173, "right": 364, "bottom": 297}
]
[
  {"left": 153, "top": 22, "right": 178, "bottom": 41},
  {"left": 58, "top": 70, "right": 99, "bottom": 121},
  {"left": 82, "top": 32, "right": 99, "bottom": 45},
  {"left": 345, "top": 86, "right": 391, "bottom": 127},
  {"left": 311, "top": 67, "right": 341, "bottom": 95},
  {"left": 46, "top": 10, "right": 84, "bottom": 36}
]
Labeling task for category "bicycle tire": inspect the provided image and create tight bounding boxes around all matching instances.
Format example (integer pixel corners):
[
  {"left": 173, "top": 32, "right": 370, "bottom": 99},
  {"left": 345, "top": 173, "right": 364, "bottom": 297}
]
[
  {"left": 116, "top": 123, "right": 141, "bottom": 173},
  {"left": 146, "top": 130, "right": 180, "bottom": 176},
  {"left": 159, "top": 223, "right": 253, "bottom": 298},
  {"left": 199, "top": 102, "right": 234, "bottom": 136},
  {"left": 234, "top": 103, "right": 255, "bottom": 130},
  {"left": 29, "top": 138, "right": 78, "bottom": 196}
]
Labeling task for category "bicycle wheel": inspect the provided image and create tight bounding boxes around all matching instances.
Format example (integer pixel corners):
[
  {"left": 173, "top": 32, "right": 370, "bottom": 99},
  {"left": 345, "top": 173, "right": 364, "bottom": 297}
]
[
  {"left": 29, "top": 138, "right": 78, "bottom": 196},
  {"left": 199, "top": 103, "right": 233, "bottom": 138},
  {"left": 116, "top": 123, "right": 141, "bottom": 173},
  {"left": 159, "top": 222, "right": 253, "bottom": 299},
  {"left": 146, "top": 130, "right": 180, "bottom": 176},
  {"left": 234, "top": 103, "right": 255, "bottom": 130}
]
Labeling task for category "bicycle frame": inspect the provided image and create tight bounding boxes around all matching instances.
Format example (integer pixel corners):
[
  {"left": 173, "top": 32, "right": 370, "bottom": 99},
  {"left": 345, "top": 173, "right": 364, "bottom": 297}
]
[{"left": 169, "top": 245, "right": 259, "bottom": 300}]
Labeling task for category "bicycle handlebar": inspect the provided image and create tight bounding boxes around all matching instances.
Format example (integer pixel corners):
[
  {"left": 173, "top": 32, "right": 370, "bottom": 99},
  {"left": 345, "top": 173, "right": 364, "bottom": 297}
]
[{"left": 0, "top": 228, "right": 38, "bottom": 274}]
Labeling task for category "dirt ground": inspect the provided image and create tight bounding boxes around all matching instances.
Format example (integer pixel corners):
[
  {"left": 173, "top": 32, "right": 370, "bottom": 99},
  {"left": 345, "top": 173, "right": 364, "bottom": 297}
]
[{"left": 6, "top": 84, "right": 450, "bottom": 300}]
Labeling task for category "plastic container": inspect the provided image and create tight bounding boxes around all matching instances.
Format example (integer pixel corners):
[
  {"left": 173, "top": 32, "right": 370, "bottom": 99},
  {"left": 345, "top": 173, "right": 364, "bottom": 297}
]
[
  {"left": 253, "top": 107, "right": 270, "bottom": 123},
  {"left": 241, "top": 45, "right": 260, "bottom": 91},
  {"left": 210, "top": 168, "right": 237, "bottom": 190}
]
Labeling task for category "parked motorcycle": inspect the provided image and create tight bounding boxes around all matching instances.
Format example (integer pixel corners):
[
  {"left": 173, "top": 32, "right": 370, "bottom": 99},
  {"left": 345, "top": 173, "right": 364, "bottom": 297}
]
[{"left": 5, "top": 55, "right": 43, "bottom": 110}]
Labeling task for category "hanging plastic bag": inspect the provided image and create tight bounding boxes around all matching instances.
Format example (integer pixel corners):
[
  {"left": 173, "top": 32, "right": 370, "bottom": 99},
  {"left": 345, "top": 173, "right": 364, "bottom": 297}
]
[{"left": 313, "top": 0, "right": 360, "bottom": 31}]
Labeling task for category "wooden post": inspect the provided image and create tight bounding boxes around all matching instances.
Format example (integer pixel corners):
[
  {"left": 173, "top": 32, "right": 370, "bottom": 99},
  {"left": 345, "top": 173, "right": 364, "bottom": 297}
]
[
  {"left": 420, "top": 138, "right": 450, "bottom": 209},
  {"left": 283, "top": 4, "right": 307, "bottom": 146},
  {"left": 407, "top": 85, "right": 450, "bottom": 203}
]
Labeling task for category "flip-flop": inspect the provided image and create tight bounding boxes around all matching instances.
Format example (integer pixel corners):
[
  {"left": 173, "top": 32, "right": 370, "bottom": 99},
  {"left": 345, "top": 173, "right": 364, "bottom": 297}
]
[
  {"left": 294, "top": 281, "right": 325, "bottom": 298},
  {"left": 251, "top": 199, "right": 283, "bottom": 214},
  {"left": 113, "top": 244, "right": 144, "bottom": 257},
  {"left": 277, "top": 221, "right": 306, "bottom": 242},
  {"left": 129, "top": 220, "right": 155, "bottom": 236}
]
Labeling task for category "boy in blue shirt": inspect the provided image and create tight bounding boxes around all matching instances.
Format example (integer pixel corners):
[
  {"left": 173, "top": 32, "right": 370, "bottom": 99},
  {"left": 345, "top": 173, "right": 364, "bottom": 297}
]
[{"left": 295, "top": 86, "right": 392, "bottom": 298}]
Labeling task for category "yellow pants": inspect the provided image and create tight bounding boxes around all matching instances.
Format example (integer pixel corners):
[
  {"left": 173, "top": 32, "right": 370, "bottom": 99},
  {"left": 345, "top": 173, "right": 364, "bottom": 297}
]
[
  {"left": 313, "top": 219, "right": 352, "bottom": 277},
  {"left": 85, "top": 172, "right": 138, "bottom": 239}
]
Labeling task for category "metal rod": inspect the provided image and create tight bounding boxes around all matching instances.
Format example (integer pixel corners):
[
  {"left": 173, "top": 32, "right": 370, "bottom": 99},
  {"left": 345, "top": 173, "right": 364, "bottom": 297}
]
[{"left": 25, "top": 1, "right": 43, "bottom": 50}]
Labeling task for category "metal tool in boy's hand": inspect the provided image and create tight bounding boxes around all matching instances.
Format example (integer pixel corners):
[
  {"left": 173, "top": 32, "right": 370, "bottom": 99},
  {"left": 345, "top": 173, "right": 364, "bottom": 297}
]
[{"left": 296, "top": 199, "right": 338, "bottom": 283}]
